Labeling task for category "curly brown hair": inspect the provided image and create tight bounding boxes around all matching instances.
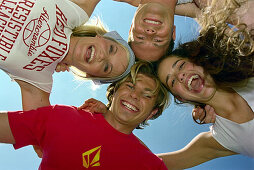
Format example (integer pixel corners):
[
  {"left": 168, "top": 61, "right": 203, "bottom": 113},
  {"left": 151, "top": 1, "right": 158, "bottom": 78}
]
[
  {"left": 170, "top": 0, "right": 254, "bottom": 89},
  {"left": 159, "top": 0, "right": 254, "bottom": 123}
]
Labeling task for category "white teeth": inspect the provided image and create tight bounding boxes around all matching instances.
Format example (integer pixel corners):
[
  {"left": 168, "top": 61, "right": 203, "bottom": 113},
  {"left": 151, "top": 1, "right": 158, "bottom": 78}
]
[
  {"left": 122, "top": 101, "right": 138, "bottom": 112},
  {"left": 144, "top": 19, "right": 160, "bottom": 25},
  {"left": 88, "top": 46, "right": 95, "bottom": 63},
  {"left": 188, "top": 75, "right": 199, "bottom": 90}
]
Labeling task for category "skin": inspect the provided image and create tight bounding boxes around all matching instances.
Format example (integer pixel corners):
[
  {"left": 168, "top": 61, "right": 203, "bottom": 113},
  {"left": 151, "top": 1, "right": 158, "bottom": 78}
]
[
  {"left": 129, "top": 0, "right": 176, "bottom": 61},
  {"left": 158, "top": 56, "right": 216, "bottom": 103},
  {"left": 105, "top": 74, "right": 158, "bottom": 134},
  {"left": 157, "top": 55, "right": 254, "bottom": 169},
  {"left": 0, "top": 73, "right": 159, "bottom": 144},
  {"left": 62, "top": 35, "right": 128, "bottom": 78}
]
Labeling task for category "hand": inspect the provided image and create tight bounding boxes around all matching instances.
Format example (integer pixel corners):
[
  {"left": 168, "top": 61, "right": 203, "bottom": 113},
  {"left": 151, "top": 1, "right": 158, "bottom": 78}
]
[
  {"left": 78, "top": 98, "right": 108, "bottom": 114},
  {"left": 55, "top": 62, "right": 70, "bottom": 72},
  {"left": 33, "top": 145, "right": 43, "bottom": 158},
  {"left": 192, "top": 105, "right": 216, "bottom": 124},
  {"left": 113, "top": 0, "right": 141, "bottom": 7}
]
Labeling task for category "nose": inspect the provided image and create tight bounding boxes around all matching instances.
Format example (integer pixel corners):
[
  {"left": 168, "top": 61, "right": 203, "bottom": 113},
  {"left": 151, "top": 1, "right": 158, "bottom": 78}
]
[
  {"left": 130, "top": 89, "right": 139, "bottom": 100},
  {"left": 177, "top": 72, "right": 186, "bottom": 83},
  {"left": 145, "top": 28, "right": 156, "bottom": 35},
  {"left": 97, "top": 50, "right": 108, "bottom": 62}
]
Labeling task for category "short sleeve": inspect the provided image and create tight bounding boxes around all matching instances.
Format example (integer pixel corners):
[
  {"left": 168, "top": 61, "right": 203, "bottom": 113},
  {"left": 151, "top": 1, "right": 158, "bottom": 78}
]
[{"left": 8, "top": 106, "right": 53, "bottom": 149}]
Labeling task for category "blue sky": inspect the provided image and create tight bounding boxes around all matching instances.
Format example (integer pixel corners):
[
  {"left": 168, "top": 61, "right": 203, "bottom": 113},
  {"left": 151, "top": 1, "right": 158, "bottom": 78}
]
[{"left": 0, "top": 0, "right": 254, "bottom": 169}]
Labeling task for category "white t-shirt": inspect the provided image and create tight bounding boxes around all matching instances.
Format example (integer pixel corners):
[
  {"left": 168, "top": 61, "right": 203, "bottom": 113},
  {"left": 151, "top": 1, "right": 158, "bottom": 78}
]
[
  {"left": 0, "top": 0, "right": 88, "bottom": 93},
  {"left": 211, "top": 78, "right": 254, "bottom": 157}
]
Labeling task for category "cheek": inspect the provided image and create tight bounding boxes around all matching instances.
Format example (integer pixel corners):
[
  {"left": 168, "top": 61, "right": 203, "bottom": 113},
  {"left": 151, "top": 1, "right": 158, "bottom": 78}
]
[
  {"left": 172, "top": 84, "right": 186, "bottom": 97},
  {"left": 86, "top": 65, "right": 103, "bottom": 76}
]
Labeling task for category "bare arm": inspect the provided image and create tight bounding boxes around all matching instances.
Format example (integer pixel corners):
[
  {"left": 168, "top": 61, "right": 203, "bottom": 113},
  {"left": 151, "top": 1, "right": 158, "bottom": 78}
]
[
  {"left": 71, "top": 0, "right": 101, "bottom": 17},
  {"left": 0, "top": 112, "right": 15, "bottom": 144},
  {"left": 175, "top": 3, "right": 201, "bottom": 18},
  {"left": 157, "top": 132, "right": 236, "bottom": 169},
  {"left": 113, "top": 0, "right": 141, "bottom": 7},
  {"left": 16, "top": 80, "right": 50, "bottom": 158},
  {"left": 16, "top": 80, "right": 50, "bottom": 111}
]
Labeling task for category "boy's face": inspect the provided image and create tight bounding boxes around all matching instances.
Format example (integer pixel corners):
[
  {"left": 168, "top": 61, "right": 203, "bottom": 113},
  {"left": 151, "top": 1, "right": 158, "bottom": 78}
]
[
  {"left": 129, "top": 2, "right": 175, "bottom": 61},
  {"left": 110, "top": 74, "right": 158, "bottom": 128}
]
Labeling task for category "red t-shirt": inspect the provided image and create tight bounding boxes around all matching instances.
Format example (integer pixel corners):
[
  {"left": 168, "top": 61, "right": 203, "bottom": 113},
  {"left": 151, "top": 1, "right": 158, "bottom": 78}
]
[{"left": 8, "top": 105, "right": 167, "bottom": 170}]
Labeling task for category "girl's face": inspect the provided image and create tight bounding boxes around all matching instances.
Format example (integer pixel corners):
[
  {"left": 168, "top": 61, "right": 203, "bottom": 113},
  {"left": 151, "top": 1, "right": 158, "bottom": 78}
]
[
  {"left": 69, "top": 35, "right": 128, "bottom": 78},
  {"left": 158, "top": 56, "right": 216, "bottom": 103}
]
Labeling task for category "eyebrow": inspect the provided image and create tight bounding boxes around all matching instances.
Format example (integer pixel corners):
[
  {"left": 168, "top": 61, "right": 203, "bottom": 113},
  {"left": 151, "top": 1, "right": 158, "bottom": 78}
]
[{"left": 165, "top": 59, "right": 182, "bottom": 87}]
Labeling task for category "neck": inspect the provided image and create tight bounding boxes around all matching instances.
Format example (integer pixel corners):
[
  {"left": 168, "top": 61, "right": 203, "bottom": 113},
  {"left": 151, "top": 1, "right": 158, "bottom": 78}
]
[
  {"left": 204, "top": 88, "right": 253, "bottom": 122},
  {"left": 205, "top": 88, "right": 235, "bottom": 116},
  {"left": 103, "top": 111, "right": 136, "bottom": 135}
]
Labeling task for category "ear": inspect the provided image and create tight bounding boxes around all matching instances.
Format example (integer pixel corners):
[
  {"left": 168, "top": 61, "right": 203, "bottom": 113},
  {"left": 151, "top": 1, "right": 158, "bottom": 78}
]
[
  {"left": 172, "top": 25, "right": 176, "bottom": 41},
  {"left": 146, "top": 108, "right": 158, "bottom": 121}
]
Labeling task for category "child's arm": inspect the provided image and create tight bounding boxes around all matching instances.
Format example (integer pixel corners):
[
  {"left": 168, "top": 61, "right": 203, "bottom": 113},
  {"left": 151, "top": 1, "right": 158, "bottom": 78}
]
[
  {"left": 175, "top": 2, "right": 201, "bottom": 18},
  {"left": 113, "top": 0, "right": 141, "bottom": 7},
  {"left": 16, "top": 80, "right": 50, "bottom": 158},
  {"left": 78, "top": 98, "right": 110, "bottom": 114},
  {"left": 0, "top": 112, "right": 15, "bottom": 144}
]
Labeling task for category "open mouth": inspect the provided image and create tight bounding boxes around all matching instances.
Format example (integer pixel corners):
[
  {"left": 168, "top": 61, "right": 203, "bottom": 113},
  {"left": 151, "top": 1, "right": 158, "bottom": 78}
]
[
  {"left": 121, "top": 100, "right": 138, "bottom": 112},
  {"left": 144, "top": 18, "right": 162, "bottom": 25},
  {"left": 186, "top": 74, "right": 204, "bottom": 92},
  {"left": 86, "top": 45, "right": 95, "bottom": 63}
]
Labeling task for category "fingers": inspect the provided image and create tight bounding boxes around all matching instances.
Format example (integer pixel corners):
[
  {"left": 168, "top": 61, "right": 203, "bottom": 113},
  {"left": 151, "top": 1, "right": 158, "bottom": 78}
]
[
  {"left": 77, "top": 98, "right": 107, "bottom": 114},
  {"left": 77, "top": 98, "right": 96, "bottom": 110},
  {"left": 204, "top": 105, "right": 216, "bottom": 123},
  {"left": 192, "top": 107, "right": 205, "bottom": 124},
  {"left": 192, "top": 105, "right": 217, "bottom": 124},
  {"left": 55, "top": 63, "right": 70, "bottom": 72}
]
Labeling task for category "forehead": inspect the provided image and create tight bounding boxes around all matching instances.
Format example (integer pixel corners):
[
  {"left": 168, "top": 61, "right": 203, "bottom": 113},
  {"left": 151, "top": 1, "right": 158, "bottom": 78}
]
[
  {"left": 158, "top": 56, "right": 182, "bottom": 81},
  {"left": 161, "top": 56, "right": 184, "bottom": 68},
  {"left": 124, "top": 74, "right": 156, "bottom": 89}
]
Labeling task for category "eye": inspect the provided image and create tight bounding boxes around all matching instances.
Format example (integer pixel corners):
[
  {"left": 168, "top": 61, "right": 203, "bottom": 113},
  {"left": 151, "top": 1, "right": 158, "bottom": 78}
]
[
  {"left": 104, "top": 62, "right": 109, "bottom": 73},
  {"left": 109, "top": 45, "right": 114, "bottom": 54},
  {"left": 172, "top": 79, "right": 175, "bottom": 87},
  {"left": 179, "top": 62, "right": 185, "bottom": 70},
  {"left": 126, "top": 82, "right": 134, "bottom": 89},
  {"left": 143, "top": 93, "right": 152, "bottom": 99}
]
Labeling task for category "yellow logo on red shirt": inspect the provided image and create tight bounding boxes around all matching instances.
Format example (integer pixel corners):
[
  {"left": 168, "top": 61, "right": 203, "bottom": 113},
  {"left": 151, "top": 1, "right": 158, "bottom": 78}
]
[{"left": 82, "top": 146, "right": 101, "bottom": 168}]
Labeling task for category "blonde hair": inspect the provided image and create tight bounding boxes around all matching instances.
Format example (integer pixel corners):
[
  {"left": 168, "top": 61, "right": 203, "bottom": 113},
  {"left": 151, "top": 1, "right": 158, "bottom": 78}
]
[
  {"left": 197, "top": 0, "right": 254, "bottom": 56},
  {"left": 70, "top": 17, "right": 108, "bottom": 80}
]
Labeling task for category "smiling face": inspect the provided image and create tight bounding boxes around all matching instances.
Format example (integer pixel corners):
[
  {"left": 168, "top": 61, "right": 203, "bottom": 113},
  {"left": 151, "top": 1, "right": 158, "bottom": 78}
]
[
  {"left": 158, "top": 56, "right": 217, "bottom": 103},
  {"left": 67, "top": 35, "right": 128, "bottom": 78},
  {"left": 109, "top": 74, "right": 158, "bottom": 130},
  {"left": 129, "top": 2, "right": 175, "bottom": 61}
]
